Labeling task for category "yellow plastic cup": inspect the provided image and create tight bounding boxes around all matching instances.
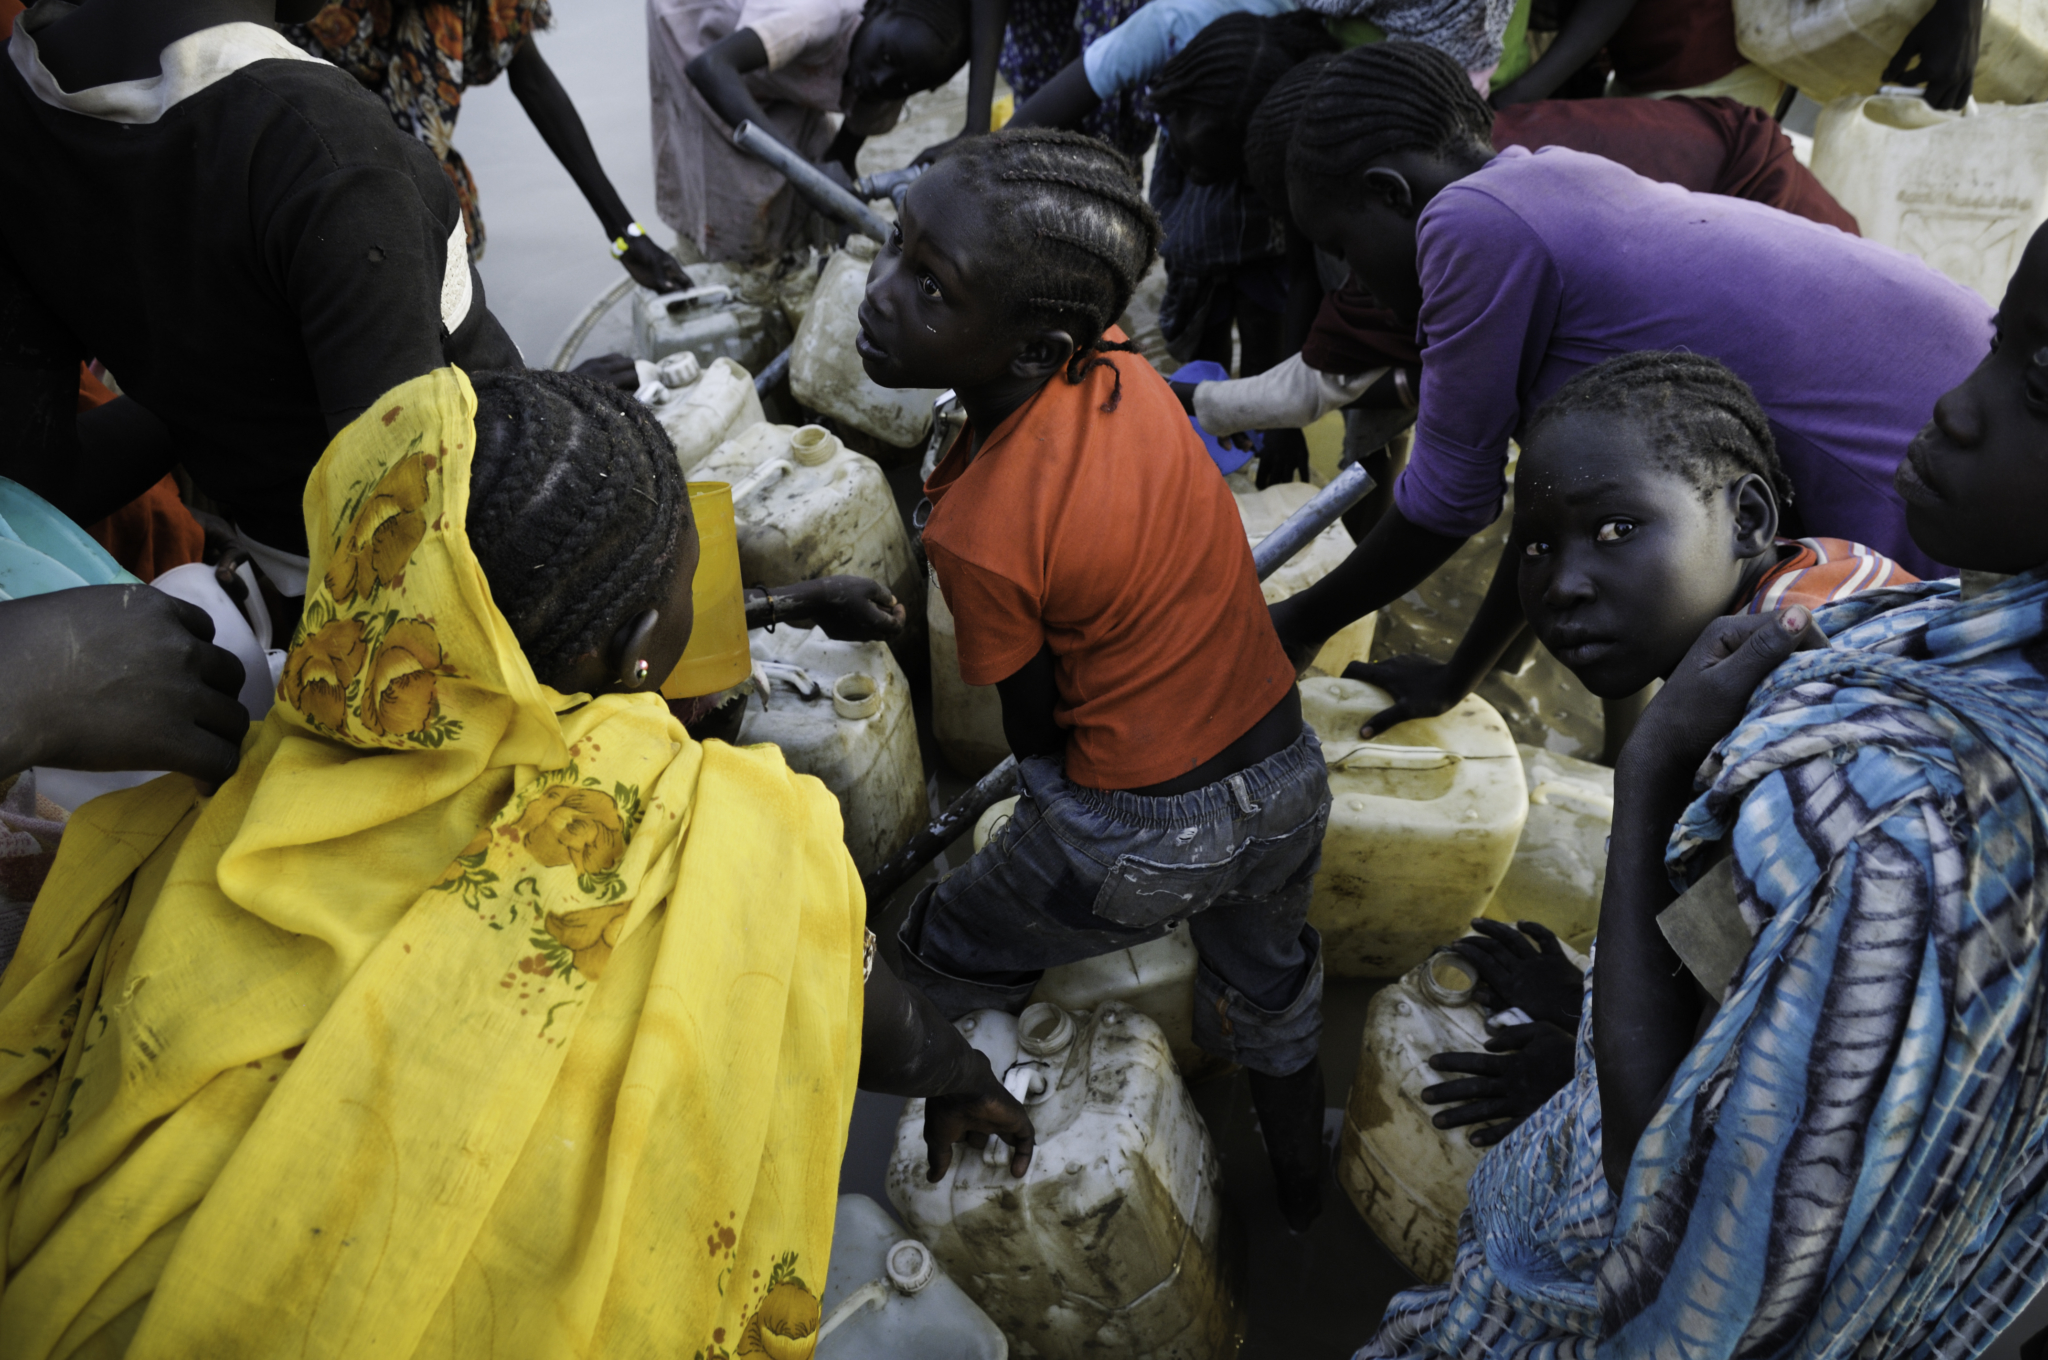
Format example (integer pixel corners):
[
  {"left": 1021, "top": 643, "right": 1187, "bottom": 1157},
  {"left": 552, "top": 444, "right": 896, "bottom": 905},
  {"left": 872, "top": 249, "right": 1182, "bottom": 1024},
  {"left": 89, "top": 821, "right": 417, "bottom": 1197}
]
[{"left": 660, "top": 481, "right": 751, "bottom": 699}]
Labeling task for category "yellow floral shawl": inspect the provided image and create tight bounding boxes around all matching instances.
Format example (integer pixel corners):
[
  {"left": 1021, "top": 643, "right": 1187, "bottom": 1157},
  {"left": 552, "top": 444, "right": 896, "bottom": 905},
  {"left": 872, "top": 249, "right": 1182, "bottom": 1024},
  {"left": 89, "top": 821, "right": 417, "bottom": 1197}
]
[{"left": 0, "top": 369, "right": 864, "bottom": 1360}]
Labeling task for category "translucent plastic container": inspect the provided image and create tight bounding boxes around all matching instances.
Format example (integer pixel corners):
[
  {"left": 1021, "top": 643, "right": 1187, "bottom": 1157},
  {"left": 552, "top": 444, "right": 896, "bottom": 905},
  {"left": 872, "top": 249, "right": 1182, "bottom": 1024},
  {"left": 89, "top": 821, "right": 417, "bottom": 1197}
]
[
  {"left": 818, "top": 1195, "right": 1007, "bottom": 1359},
  {"left": 631, "top": 261, "right": 792, "bottom": 376},
  {"left": 789, "top": 238, "right": 941, "bottom": 449},
  {"left": 1482, "top": 745, "right": 1613, "bottom": 950},
  {"left": 660, "top": 481, "right": 752, "bottom": 699},
  {"left": 928, "top": 565, "right": 1011, "bottom": 779},
  {"left": 1302, "top": 678, "right": 1528, "bottom": 978},
  {"left": 1735, "top": 0, "right": 2048, "bottom": 104},
  {"left": 1235, "top": 482, "right": 1377, "bottom": 676},
  {"left": 1809, "top": 95, "right": 2048, "bottom": 305},
  {"left": 632, "top": 352, "right": 764, "bottom": 475},
  {"left": 738, "top": 625, "right": 924, "bottom": 876},
  {"left": 889, "top": 1003, "right": 1243, "bottom": 1360}
]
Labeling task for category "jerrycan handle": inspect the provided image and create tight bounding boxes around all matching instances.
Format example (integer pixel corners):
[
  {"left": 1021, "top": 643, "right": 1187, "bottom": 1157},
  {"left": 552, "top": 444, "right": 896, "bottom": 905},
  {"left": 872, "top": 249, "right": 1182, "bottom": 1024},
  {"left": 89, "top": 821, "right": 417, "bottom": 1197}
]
[
  {"left": 729, "top": 458, "right": 793, "bottom": 506},
  {"left": 657, "top": 284, "right": 734, "bottom": 315},
  {"left": 1528, "top": 779, "right": 1614, "bottom": 819},
  {"left": 1323, "top": 740, "right": 1458, "bottom": 773}
]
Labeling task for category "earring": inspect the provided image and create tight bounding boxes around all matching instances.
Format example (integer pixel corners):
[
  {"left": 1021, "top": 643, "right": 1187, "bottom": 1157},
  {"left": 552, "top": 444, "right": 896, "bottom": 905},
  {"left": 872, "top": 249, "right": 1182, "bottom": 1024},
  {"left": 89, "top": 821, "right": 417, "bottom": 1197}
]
[{"left": 632, "top": 658, "right": 651, "bottom": 684}]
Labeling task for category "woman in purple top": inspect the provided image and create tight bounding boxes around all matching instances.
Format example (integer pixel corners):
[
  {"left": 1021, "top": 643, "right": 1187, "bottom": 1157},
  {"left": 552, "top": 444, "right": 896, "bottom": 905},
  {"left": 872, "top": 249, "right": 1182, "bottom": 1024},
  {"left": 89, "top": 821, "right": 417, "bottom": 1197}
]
[{"left": 1264, "top": 42, "right": 1994, "bottom": 736}]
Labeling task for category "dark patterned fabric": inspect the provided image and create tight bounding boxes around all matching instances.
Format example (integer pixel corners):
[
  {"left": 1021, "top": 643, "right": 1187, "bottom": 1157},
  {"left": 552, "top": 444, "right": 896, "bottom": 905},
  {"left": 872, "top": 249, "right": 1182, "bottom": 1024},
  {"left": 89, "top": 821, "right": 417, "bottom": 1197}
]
[{"left": 999, "top": 0, "right": 1155, "bottom": 159}]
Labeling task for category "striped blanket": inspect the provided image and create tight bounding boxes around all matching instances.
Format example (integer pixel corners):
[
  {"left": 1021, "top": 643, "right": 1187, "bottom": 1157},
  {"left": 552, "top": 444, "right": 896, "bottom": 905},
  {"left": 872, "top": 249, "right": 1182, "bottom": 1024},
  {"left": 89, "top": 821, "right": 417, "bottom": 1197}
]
[{"left": 1360, "top": 568, "right": 2048, "bottom": 1359}]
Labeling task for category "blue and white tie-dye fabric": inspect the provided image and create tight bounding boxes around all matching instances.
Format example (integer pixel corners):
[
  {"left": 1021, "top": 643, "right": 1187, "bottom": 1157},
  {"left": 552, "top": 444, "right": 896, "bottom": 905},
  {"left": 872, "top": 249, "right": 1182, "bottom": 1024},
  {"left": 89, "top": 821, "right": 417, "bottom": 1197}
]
[{"left": 1360, "top": 568, "right": 2048, "bottom": 1359}]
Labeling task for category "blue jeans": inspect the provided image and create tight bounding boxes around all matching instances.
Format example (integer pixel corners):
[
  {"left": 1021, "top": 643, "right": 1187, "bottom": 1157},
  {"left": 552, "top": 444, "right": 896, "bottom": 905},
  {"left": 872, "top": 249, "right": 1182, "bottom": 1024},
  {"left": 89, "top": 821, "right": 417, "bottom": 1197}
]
[{"left": 897, "top": 723, "right": 1331, "bottom": 1076}]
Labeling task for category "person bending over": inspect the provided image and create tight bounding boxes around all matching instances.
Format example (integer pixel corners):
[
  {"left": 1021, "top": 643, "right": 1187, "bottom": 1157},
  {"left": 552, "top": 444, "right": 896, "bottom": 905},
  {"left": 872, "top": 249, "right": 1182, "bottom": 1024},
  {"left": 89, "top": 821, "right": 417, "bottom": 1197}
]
[
  {"left": 0, "top": 366, "right": 1032, "bottom": 1356},
  {"left": 857, "top": 128, "right": 1336, "bottom": 1230}
]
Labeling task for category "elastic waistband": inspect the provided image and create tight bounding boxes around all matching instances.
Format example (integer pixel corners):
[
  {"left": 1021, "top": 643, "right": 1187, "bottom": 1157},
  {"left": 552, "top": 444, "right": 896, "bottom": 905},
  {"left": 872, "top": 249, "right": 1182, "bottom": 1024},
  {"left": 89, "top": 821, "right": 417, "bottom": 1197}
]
[{"left": 1047, "top": 724, "right": 1325, "bottom": 828}]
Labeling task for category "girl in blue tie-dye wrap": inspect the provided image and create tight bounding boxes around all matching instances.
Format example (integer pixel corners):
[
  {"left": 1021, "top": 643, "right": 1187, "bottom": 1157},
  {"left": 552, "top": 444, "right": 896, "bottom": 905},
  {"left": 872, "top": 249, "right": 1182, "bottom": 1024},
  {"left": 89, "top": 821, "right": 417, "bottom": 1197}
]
[{"left": 1360, "top": 226, "right": 2048, "bottom": 1360}]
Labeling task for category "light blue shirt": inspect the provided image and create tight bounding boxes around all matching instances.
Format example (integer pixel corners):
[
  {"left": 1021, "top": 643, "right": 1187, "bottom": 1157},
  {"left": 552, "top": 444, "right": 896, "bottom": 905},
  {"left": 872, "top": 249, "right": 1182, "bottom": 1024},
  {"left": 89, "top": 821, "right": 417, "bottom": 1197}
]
[{"left": 1081, "top": 0, "right": 1300, "bottom": 98}]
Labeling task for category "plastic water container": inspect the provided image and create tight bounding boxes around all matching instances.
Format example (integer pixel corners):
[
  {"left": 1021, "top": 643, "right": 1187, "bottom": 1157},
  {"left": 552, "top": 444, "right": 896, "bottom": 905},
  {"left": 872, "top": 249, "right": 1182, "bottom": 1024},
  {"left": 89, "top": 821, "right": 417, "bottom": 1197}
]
[
  {"left": 889, "top": 1003, "right": 1244, "bottom": 1360},
  {"left": 1482, "top": 745, "right": 1613, "bottom": 950},
  {"left": 633, "top": 352, "right": 764, "bottom": 475},
  {"left": 631, "top": 261, "right": 792, "bottom": 375},
  {"left": 927, "top": 565, "right": 1011, "bottom": 779},
  {"left": 696, "top": 424, "right": 923, "bottom": 630},
  {"left": 1235, "top": 483, "right": 1377, "bottom": 676},
  {"left": 1302, "top": 678, "right": 1528, "bottom": 978},
  {"left": 790, "top": 238, "right": 941, "bottom": 449},
  {"left": 1735, "top": 0, "right": 2048, "bottom": 104},
  {"left": 1809, "top": 95, "right": 2048, "bottom": 305},
  {"left": 818, "top": 1195, "right": 1007, "bottom": 1359},
  {"left": 660, "top": 482, "right": 752, "bottom": 699},
  {"left": 738, "top": 625, "right": 923, "bottom": 876}
]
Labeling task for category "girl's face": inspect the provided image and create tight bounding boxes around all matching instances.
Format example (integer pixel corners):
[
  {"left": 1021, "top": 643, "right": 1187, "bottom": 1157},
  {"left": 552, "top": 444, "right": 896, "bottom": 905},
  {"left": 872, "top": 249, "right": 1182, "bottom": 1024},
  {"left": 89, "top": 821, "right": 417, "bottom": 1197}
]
[
  {"left": 1897, "top": 230, "right": 2048, "bottom": 574},
  {"left": 1514, "top": 412, "right": 1777, "bottom": 699}
]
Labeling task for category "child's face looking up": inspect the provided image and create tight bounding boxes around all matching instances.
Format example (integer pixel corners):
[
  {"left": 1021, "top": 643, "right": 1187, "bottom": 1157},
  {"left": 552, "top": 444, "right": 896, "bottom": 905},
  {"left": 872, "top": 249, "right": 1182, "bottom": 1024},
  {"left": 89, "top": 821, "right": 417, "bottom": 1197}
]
[
  {"left": 1896, "top": 230, "right": 2048, "bottom": 574},
  {"left": 1514, "top": 413, "right": 1778, "bottom": 699}
]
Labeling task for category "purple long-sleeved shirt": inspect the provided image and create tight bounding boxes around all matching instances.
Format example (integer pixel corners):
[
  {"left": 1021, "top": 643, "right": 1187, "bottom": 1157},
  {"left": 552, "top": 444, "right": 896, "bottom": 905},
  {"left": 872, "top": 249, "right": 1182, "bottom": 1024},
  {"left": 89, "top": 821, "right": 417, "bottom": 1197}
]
[{"left": 1399, "top": 146, "right": 1993, "bottom": 578}]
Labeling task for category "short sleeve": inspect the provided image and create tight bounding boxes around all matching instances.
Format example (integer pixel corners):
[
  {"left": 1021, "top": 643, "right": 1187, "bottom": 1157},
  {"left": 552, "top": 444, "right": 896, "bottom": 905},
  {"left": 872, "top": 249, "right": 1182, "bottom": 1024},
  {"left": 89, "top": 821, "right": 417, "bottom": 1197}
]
[
  {"left": 1082, "top": 0, "right": 1296, "bottom": 98},
  {"left": 929, "top": 548, "right": 1045, "bottom": 686},
  {"left": 741, "top": 0, "right": 858, "bottom": 70}
]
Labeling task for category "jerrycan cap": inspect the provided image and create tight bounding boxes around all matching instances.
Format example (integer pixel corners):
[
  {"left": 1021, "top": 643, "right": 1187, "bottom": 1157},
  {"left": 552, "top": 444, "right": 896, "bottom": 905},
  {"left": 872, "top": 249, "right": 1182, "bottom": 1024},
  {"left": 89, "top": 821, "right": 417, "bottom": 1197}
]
[
  {"left": 1420, "top": 950, "right": 1480, "bottom": 1008},
  {"left": 789, "top": 424, "right": 840, "bottom": 466},
  {"left": 1016, "top": 1001, "right": 1076, "bottom": 1056},
  {"left": 885, "top": 1239, "right": 937, "bottom": 1294}
]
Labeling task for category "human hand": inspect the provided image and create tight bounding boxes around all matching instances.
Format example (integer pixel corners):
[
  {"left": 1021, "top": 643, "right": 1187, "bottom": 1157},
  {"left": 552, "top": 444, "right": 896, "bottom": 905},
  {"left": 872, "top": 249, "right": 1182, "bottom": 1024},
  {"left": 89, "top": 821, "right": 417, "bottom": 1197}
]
[
  {"left": 1341, "top": 653, "right": 1474, "bottom": 737},
  {"left": 618, "top": 234, "right": 692, "bottom": 293},
  {"left": 0, "top": 586, "right": 248, "bottom": 786},
  {"left": 1449, "top": 920, "right": 1584, "bottom": 1028},
  {"left": 922, "top": 1049, "right": 1036, "bottom": 1180},
  {"left": 1884, "top": 0, "right": 1982, "bottom": 110},
  {"left": 782, "top": 576, "right": 907, "bottom": 641},
  {"left": 569, "top": 353, "right": 640, "bottom": 392},
  {"left": 1256, "top": 427, "right": 1311, "bottom": 487},
  {"left": 1420, "top": 1020, "right": 1576, "bottom": 1146}
]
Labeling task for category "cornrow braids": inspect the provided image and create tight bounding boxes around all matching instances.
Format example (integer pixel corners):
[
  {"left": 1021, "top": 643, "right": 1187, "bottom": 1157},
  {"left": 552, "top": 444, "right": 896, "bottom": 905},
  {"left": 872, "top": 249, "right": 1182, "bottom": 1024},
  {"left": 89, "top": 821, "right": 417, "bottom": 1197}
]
[
  {"left": 1149, "top": 11, "right": 1336, "bottom": 128},
  {"left": 467, "top": 368, "right": 688, "bottom": 685},
  {"left": 943, "top": 127, "right": 1163, "bottom": 410},
  {"left": 1243, "top": 52, "right": 1335, "bottom": 219},
  {"left": 1527, "top": 351, "right": 1795, "bottom": 507},
  {"left": 1287, "top": 42, "right": 1495, "bottom": 201}
]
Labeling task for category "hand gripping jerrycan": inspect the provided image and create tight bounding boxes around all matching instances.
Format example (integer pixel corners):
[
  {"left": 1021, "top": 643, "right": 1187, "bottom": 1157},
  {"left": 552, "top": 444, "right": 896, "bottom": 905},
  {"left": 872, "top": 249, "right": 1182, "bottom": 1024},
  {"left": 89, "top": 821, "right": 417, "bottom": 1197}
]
[
  {"left": 973, "top": 798, "right": 1222, "bottom": 1081},
  {"left": 817, "top": 1195, "right": 1007, "bottom": 1359},
  {"left": 1482, "top": 745, "right": 1614, "bottom": 951},
  {"left": 737, "top": 625, "right": 923, "bottom": 876},
  {"left": 1234, "top": 482, "right": 1377, "bottom": 676},
  {"left": 888, "top": 1003, "right": 1245, "bottom": 1360},
  {"left": 789, "top": 237, "right": 942, "bottom": 449},
  {"left": 630, "top": 261, "right": 792, "bottom": 375},
  {"left": 1735, "top": 0, "right": 2048, "bottom": 103},
  {"left": 927, "top": 564, "right": 1011, "bottom": 779},
  {"left": 1301, "top": 678, "right": 1528, "bottom": 978},
  {"left": 632, "top": 352, "right": 764, "bottom": 475}
]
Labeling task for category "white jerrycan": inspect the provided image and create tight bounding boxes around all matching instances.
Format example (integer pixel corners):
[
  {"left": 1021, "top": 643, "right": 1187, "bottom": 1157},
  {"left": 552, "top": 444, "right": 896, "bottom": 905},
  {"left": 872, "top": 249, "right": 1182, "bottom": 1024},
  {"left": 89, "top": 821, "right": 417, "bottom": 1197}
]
[
  {"left": 1234, "top": 483, "right": 1376, "bottom": 676},
  {"left": 632, "top": 352, "right": 764, "bottom": 475},
  {"left": 1482, "top": 745, "right": 1613, "bottom": 951},
  {"left": 737, "top": 626, "right": 924, "bottom": 876},
  {"left": 888, "top": 1003, "right": 1244, "bottom": 1360},
  {"left": 696, "top": 423, "right": 923, "bottom": 628},
  {"left": 789, "top": 237, "right": 942, "bottom": 449},
  {"left": 1302, "top": 678, "right": 1528, "bottom": 978},
  {"left": 631, "top": 260, "right": 792, "bottom": 375},
  {"left": 1809, "top": 95, "right": 2048, "bottom": 306},
  {"left": 973, "top": 798, "right": 1220, "bottom": 1080},
  {"left": 927, "top": 565, "right": 1012, "bottom": 779},
  {"left": 1735, "top": 0, "right": 2048, "bottom": 104},
  {"left": 818, "top": 1195, "right": 1007, "bottom": 1359}
]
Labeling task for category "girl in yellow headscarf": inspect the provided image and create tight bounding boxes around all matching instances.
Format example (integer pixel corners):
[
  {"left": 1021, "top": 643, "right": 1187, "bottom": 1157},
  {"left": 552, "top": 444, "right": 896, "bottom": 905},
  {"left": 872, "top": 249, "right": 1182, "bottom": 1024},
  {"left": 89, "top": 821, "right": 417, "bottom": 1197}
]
[{"left": 0, "top": 366, "right": 1032, "bottom": 1360}]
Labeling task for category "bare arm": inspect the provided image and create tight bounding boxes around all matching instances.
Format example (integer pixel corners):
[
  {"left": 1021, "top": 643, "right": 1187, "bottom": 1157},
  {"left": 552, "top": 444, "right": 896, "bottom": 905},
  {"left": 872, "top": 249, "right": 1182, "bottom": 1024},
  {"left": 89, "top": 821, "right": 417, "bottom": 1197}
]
[
  {"left": 1005, "top": 58, "right": 1100, "bottom": 130},
  {"left": 1268, "top": 504, "right": 1468, "bottom": 669},
  {"left": 1489, "top": 0, "right": 1638, "bottom": 106},
  {"left": 1344, "top": 535, "right": 1530, "bottom": 735},
  {"left": 962, "top": 0, "right": 1012, "bottom": 133},
  {"left": 686, "top": 28, "right": 778, "bottom": 142},
  {"left": 995, "top": 644, "right": 1065, "bottom": 761}
]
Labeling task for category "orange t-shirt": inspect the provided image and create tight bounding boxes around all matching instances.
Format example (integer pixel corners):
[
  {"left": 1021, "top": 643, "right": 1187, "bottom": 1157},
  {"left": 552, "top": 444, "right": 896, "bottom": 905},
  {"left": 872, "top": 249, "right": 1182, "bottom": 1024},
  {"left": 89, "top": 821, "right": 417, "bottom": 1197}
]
[{"left": 922, "top": 333, "right": 1296, "bottom": 790}]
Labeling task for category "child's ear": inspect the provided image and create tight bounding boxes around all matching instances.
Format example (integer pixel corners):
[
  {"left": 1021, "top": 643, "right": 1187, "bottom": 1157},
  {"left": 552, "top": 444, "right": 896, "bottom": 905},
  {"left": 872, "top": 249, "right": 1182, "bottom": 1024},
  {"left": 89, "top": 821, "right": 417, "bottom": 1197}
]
[
  {"left": 1729, "top": 474, "right": 1779, "bottom": 560},
  {"left": 609, "top": 609, "right": 663, "bottom": 691},
  {"left": 1362, "top": 167, "right": 1418, "bottom": 219},
  {"left": 1010, "top": 329, "right": 1077, "bottom": 383}
]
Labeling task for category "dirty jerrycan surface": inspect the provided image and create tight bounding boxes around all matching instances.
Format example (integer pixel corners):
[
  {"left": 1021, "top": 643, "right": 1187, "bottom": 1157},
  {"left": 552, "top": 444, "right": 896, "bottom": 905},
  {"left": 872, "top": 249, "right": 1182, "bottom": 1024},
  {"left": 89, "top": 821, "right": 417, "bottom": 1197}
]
[
  {"left": 738, "top": 626, "right": 923, "bottom": 876},
  {"left": 1482, "top": 745, "right": 1613, "bottom": 951},
  {"left": 633, "top": 352, "right": 764, "bottom": 475},
  {"left": 888, "top": 1003, "right": 1244, "bottom": 1360},
  {"left": 1303, "top": 678, "right": 1527, "bottom": 977},
  {"left": 1735, "top": 0, "right": 2048, "bottom": 103},
  {"left": 928, "top": 564, "right": 1010, "bottom": 779},
  {"left": 631, "top": 260, "right": 792, "bottom": 374},
  {"left": 790, "top": 237, "right": 941, "bottom": 449},
  {"left": 818, "top": 1195, "right": 1007, "bottom": 1359},
  {"left": 1235, "top": 482, "right": 1376, "bottom": 675}
]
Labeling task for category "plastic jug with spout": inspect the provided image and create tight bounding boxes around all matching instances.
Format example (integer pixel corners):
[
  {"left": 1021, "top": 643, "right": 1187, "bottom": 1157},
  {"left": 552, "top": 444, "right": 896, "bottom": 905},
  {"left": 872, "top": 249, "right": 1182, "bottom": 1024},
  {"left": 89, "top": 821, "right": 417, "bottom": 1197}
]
[
  {"left": 928, "top": 565, "right": 1011, "bottom": 779},
  {"left": 1303, "top": 678, "right": 1528, "bottom": 977},
  {"left": 737, "top": 625, "right": 923, "bottom": 876},
  {"left": 633, "top": 352, "right": 764, "bottom": 475},
  {"left": 789, "top": 237, "right": 941, "bottom": 450},
  {"left": 888, "top": 1003, "right": 1244, "bottom": 1360},
  {"left": 1482, "top": 745, "right": 1613, "bottom": 950},
  {"left": 1735, "top": 0, "right": 2048, "bottom": 104},
  {"left": 816, "top": 1195, "right": 1007, "bottom": 1359},
  {"left": 631, "top": 261, "right": 792, "bottom": 375},
  {"left": 1235, "top": 482, "right": 1377, "bottom": 675},
  {"left": 1809, "top": 95, "right": 2048, "bottom": 306},
  {"left": 696, "top": 424, "right": 923, "bottom": 632}
]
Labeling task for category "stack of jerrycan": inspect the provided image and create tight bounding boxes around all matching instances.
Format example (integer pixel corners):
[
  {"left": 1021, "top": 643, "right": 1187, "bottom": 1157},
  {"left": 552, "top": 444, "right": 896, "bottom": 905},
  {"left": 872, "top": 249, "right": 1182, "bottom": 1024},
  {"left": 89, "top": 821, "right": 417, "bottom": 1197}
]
[
  {"left": 694, "top": 423, "right": 923, "bottom": 648},
  {"left": 738, "top": 625, "right": 924, "bottom": 875},
  {"left": 631, "top": 261, "right": 793, "bottom": 375},
  {"left": 973, "top": 798, "right": 1219, "bottom": 1079},
  {"left": 928, "top": 565, "right": 1010, "bottom": 778},
  {"left": 632, "top": 352, "right": 763, "bottom": 474},
  {"left": 790, "top": 237, "right": 942, "bottom": 451},
  {"left": 1234, "top": 482, "right": 1376, "bottom": 675},
  {"left": 1482, "top": 746, "right": 1613, "bottom": 952},
  {"left": 1302, "top": 679, "right": 1529, "bottom": 977},
  {"left": 1809, "top": 94, "right": 2048, "bottom": 306},
  {"left": 889, "top": 1002, "right": 1243, "bottom": 1359},
  {"left": 818, "top": 1195, "right": 1006, "bottom": 1358},
  {"left": 1735, "top": 0, "right": 2048, "bottom": 103},
  {"left": 1338, "top": 939, "right": 1589, "bottom": 1281}
]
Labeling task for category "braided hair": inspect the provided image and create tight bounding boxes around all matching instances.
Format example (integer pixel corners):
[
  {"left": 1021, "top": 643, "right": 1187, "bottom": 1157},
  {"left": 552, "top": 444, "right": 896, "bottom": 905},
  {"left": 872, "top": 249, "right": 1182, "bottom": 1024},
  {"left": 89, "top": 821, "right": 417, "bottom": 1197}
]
[
  {"left": 467, "top": 368, "right": 688, "bottom": 685},
  {"left": 1526, "top": 352, "right": 1794, "bottom": 507},
  {"left": 1149, "top": 12, "right": 1336, "bottom": 128},
  {"left": 1243, "top": 51, "right": 1336, "bottom": 220},
  {"left": 1287, "top": 42, "right": 1494, "bottom": 202},
  {"left": 938, "top": 128, "right": 1163, "bottom": 409}
]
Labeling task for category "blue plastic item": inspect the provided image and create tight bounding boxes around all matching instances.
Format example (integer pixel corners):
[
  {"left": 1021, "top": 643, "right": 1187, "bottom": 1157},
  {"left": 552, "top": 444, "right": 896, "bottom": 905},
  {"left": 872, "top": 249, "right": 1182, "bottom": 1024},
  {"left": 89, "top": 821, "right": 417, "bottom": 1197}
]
[
  {"left": 1168, "top": 361, "right": 1262, "bottom": 475},
  {"left": 0, "top": 478, "right": 139, "bottom": 601}
]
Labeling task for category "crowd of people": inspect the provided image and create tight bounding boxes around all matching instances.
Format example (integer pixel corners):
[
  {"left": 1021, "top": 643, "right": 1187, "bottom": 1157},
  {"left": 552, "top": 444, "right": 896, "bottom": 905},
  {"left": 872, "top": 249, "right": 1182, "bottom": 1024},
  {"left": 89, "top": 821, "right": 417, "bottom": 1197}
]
[{"left": 0, "top": 0, "right": 2042, "bottom": 1351}]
